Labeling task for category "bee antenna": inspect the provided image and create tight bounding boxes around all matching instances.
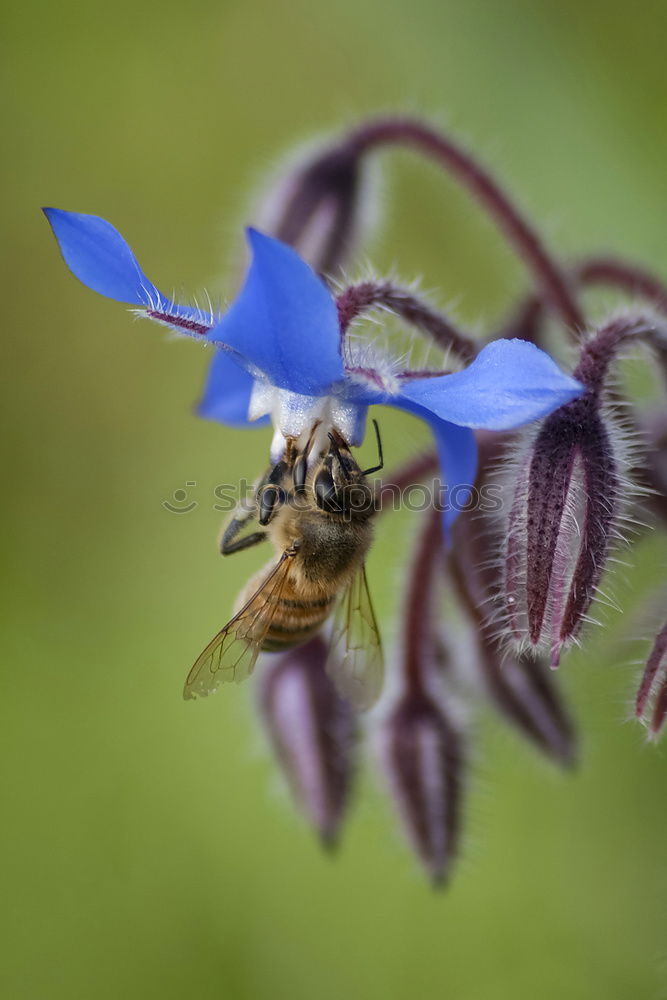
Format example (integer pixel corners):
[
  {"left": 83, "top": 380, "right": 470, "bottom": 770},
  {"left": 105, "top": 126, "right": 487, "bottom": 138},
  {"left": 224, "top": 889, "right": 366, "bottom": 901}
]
[
  {"left": 303, "top": 420, "right": 321, "bottom": 460},
  {"left": 292, "top": 421, "right": 322, "bottom": 494},
  {"left": 327, "top": 431, "right": 351, "bottom": 482},
  {"left": 362, "top": 419, "right": 384, "bottom": 476}
]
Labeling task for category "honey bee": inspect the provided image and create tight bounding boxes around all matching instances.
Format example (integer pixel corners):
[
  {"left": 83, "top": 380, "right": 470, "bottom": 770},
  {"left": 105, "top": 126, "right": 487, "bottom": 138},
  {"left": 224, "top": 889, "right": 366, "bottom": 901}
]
[{"left": 183, "top": 422, "right": 385, "bottom": 710}]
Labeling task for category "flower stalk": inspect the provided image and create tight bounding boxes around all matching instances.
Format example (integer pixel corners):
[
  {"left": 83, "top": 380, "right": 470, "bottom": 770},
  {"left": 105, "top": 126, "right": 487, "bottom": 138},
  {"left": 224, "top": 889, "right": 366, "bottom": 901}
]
[
  {"left": 380, "top": 506, "right": 465, "bottom": 885},
  {"left": 341, "top": 118, "right": 585, "bottom": 331},
  {"left": 500, "top": 255, "right": 667, "bottom": 354},
  {"left": 262, "top": 116, "right": 584, "bottom": 329},
  {"left": 635, "top": 620, "right": 667, "bottom": 736},
  {"left": 336, "top": 281, "right": 477, "bottom": 363}
]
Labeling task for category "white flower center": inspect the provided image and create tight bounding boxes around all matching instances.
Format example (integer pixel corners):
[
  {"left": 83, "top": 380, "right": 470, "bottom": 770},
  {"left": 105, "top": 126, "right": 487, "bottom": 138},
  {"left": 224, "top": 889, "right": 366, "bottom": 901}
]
[{"left": 249, "top": 380, "right": 367, "bottom": 462}]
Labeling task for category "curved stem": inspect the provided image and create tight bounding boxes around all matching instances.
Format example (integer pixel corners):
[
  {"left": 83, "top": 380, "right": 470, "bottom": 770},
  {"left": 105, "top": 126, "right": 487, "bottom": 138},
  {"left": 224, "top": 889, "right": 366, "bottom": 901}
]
[
  {"left": 402, "top": 506, "right": 444, "bottom": 693},
  {"left": 375, "top": 450, "right": 439, "bottom": 514},
  {"left": 637, "top": 413, "right": 667, "bottom": 523},
  {"left": 499, "top": 263, "right": 667, "bottom": 528},
  {"left": 501, "top": 255, "right": 667, "bottom": 342},
  {"left": 343, "top": 117, "right": 584, "bottom": 332},
  {"left": 636, "top": 619, "right": 667, "bottom": 720},
  {"left": 575, "top": 257, "right": 667, "bottom": 311},
  {"left": 574, "top": 313, "right": 667, "bottom": 395},
  {"left": 496, "top": 294, "right": 547, "bottom": 345},
  {"left": 336, "top": 281, "right": 477, "bottom": 364}
]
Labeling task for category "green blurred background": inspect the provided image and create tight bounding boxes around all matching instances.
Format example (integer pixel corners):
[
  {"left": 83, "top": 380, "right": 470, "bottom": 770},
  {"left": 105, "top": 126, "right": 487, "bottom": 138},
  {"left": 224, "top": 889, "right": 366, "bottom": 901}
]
[{"left": 3, "top": 0, "right": 667, "bottom": 997}]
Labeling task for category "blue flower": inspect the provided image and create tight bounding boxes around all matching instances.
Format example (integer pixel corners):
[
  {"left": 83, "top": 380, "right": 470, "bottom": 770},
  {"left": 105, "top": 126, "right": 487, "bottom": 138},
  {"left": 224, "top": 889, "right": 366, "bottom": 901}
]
[{"left": 44, "top": 208, "right": 584, "bottom": 527}]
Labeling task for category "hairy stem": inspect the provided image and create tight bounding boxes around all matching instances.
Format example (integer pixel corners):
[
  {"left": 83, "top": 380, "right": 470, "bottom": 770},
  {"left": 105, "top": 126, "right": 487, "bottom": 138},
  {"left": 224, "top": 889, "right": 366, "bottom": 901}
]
[
  {"left": 636, "top": 619, "right": 667, "bottom": 720},
  {"left": 376, "top": 451, "right": 439, "bottom": 513},
  {"left": 342, "top": 117, "right": 584, "bottom": 331},
  {"left": 402, "top": 506, "right": 444, "bottom": 693},
  {"left": 501, "top": 255, "right": 667, "bottom": 344},
  {"left": 575, "top": 257, "right": 667, "bottom": 312},
  {"left": 574, "top": 313, "right": 667, "bottom": 395},
  {"left": 336, "top": 281, "right": 477, "bottom": 363}
]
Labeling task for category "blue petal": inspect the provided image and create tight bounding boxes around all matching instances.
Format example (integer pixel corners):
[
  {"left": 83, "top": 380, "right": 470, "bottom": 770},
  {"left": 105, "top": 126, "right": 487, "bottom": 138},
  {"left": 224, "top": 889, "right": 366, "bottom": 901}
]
[
  {"left": 43, "top": 208, "right": 161, "bottom": 306},
  {"left": 44, "top": 208, "right": 214, "bottom": 336},
  {"left": 197, "top": 348, "right": 269, "bottom": 428},
  {"left": 390, "top": 398, "right": 478, "bottom": 535},
  {"left": 430, "top": 419, "right": 478, "bottom": 532},
  {"left": 395, "top": 340, "right": 583, "bottom": 430},
  {"left": 206, "top": 229, "right": 344, "bottom": 395}
]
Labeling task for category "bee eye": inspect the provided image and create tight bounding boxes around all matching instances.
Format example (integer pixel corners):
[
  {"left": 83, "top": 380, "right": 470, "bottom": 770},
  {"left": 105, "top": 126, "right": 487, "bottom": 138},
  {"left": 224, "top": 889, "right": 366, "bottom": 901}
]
[
  {"left": 258, "top": 484, "right": 286, "bottom": 525},
  {"left": 314, "top": 470, "right": 342, "bottom": 513},
  {"left": 293, "top": 454, "right": 307, "bottom": 494}
]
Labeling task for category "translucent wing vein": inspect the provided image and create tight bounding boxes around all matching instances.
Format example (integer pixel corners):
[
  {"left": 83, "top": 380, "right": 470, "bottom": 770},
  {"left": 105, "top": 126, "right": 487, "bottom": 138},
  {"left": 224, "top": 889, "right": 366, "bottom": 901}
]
[
  {"left": 183, "top": 550, "right": 294, "bottom": 699},
  {"left": 325, "top": 565, "right": 384, "bottom": 711}
]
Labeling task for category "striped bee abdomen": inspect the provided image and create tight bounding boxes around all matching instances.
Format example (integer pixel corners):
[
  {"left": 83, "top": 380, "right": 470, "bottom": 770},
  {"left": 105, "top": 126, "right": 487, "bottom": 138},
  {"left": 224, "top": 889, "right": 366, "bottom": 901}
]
[{"left": 261, "top": 582, "right": 336, "bottom": 652}]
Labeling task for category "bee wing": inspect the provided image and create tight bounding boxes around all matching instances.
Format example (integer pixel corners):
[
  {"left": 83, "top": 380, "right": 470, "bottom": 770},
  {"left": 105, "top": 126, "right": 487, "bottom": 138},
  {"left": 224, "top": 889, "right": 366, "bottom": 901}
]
[
  {"left": 183, "top": 550, "right": 295, "bottom": 700},
  {"left": 325, "top": 565, "right": 384, "bottom": 711}
]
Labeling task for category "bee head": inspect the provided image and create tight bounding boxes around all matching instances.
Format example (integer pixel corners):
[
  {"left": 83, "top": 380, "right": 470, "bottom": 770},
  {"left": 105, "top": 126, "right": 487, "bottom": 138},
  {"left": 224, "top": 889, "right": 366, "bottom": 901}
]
[{"left": 310, "top": 429, "right": 379, "bottom": 521}]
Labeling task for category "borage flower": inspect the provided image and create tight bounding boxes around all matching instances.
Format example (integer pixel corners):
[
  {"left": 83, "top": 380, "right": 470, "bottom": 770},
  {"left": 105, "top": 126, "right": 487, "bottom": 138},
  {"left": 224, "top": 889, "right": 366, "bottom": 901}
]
[
  {"left": 42, "top": 114, "right": 667, "bottom": 885},
  {"left": 43, "top": 208, "right": 582, "bottom": 516}
]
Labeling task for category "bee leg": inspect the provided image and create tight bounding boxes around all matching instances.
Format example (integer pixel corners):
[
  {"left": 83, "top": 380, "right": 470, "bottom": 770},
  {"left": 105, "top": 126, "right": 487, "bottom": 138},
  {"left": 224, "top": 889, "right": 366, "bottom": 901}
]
[
  {"left": 219, "top": 459, "right": 282, "bottom": 555},
  {"left": 292, "top": 421, "right": 322, "bottom": 494},
  {"left": 221, "top": 529, "right": 268, "bottom": 555},
  {"left": 220, "top": 513, "right": 268, "bottom": 556}
]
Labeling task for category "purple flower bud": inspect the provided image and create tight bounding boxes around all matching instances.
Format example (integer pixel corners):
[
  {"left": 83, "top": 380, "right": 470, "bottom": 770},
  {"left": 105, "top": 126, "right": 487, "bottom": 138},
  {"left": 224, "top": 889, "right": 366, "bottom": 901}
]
[
  {"left": 504, "top": 390, "right": 620, "bottom": 666},
  {"left": 636, "top": 620, "right": 667, "bottom": 737},
  {"left": 256, "top": 140, "right": 363, "bottom": 277},
  {"left": 651, "top": 681, "right": 667, "bottom": 737},
  {"left": 375, "top": 507, "right": 464, "bottom": 886},
  {"left": 259, "top": 637, "right": 356, "bottom": 847},
  {"left": 448, "top": 439, "right": 576, "bottom": 764},
  {"left": 478, "top": 643, "right": 576, "bottom": 764},
  {"left": 380, "top": 690, "right": 464, "bottom": 887},
  {"left": 503, "top": 314, "right": 667, "bottom": 665},
  {"left": 640, "top": 411, "right": 667, "bottom": 525}
]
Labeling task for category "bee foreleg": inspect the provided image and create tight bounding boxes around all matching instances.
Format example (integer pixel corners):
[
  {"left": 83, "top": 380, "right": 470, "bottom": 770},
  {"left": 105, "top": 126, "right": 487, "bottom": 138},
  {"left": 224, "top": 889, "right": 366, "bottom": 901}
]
[
  {"left": 221, "top": 530, "right": 268, "bottom": 555},
  {"left": 220, "top": 455, "right": 291, "bottom": 554},
  {"left": 220, "top": 511, "right": 268, "bottom": 556}
]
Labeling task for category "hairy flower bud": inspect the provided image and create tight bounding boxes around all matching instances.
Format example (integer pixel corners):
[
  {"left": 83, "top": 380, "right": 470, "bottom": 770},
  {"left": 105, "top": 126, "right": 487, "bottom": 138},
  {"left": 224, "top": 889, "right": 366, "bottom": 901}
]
[
  {"left": 257, "top": 140, "right": 364, "bottom": 277},
  {"left": 380, "top": 690, "right": 464, "bottom": 887},
  {"left": 640, "top": 411, "right": 667, "bottom": 525},
  {"left": 504, "top": 389, "right": 624, "bottom": 666},
  {"left": 636, "top": 620, "right": 667, "bottom": 737},
  {"left": 503, "top": 314, "right": 667, "bottom": 666},
  {"left": 259, "top": 637, "right": 356, "bottom": 846},
  {"left": 448, "top": 439, "right": 576, "bottom": 763},
  {"left": 478, "top": 643, "right": 576, "bottom": 763}
]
